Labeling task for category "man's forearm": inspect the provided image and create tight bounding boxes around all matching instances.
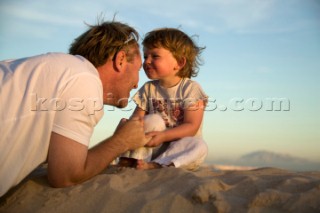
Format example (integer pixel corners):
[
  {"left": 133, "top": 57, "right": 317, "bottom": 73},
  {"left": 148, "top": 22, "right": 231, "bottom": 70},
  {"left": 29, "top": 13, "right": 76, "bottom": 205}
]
[
  {"left": 84, "top": 136, "right": 127, "bottom": 175},
  {"left": 48, "top": 133, "right": 126, "bottom": 187},
  {"left": 48, "top": 118, "right": 148, "bottom": 188}
]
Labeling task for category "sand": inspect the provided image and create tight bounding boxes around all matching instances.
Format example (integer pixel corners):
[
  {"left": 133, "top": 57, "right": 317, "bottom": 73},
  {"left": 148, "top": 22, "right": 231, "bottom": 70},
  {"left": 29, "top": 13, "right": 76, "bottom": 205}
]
[{"left": 1, "top": 165, "right": 320, "bottom": 213}]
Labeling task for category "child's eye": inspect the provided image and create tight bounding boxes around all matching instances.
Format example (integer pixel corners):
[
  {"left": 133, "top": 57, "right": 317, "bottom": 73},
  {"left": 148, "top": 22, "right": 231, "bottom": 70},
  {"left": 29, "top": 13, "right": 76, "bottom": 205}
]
[
  {"left": 143, "top": 54, "right": 160, "bottom": 60},
  {"left": 143, "top": 55, "right": 151, "bottom": 60}
]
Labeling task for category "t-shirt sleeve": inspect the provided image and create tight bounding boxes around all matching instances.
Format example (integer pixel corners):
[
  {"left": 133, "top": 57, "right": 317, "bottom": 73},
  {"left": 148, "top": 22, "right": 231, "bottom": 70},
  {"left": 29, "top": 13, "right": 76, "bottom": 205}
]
[
  {"left": 132, "top": 83, "right": 149, "bottom": 112},
  {"left": 183, "top": 80, "right": 208, "bottom": 108},
  {"left": 52, "top": 73, "right": 104, "bottom": 146}
]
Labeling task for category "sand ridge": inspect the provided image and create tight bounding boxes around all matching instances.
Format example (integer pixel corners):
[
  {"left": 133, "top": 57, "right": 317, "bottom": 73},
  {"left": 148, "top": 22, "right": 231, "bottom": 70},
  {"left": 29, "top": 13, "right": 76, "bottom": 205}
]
[{"left": 1, "top": 166, "right": 320, "bottom": 213}]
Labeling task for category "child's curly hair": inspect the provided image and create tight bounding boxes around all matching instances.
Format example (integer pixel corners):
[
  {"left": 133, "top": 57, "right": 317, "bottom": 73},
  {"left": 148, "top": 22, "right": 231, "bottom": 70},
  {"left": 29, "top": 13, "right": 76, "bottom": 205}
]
[{"left": 142, "top": 28, "right": 205, "bottom": 78}]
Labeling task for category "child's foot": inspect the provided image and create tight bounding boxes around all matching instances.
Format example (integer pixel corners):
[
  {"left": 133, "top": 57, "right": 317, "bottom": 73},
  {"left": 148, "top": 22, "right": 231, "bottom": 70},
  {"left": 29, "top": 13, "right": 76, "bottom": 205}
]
[
  {"left": 136, "top": 160, "right": 162, "bottom": 170},
  {"left": 117, "top": 157, "right": 137, "bottom": 168}
]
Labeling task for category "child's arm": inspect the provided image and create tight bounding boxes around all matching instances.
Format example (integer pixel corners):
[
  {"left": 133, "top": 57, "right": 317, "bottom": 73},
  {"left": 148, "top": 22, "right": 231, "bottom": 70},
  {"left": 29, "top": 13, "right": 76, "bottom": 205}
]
[{"left": 146, "top": 100, "right": 205, "bottom": 147}]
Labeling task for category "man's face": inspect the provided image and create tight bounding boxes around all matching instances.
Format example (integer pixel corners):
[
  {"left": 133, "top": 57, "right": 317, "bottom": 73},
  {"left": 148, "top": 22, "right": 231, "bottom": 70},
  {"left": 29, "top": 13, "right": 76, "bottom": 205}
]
[{"left": 116, "top": 50, "right": 142, "bottom": 108}]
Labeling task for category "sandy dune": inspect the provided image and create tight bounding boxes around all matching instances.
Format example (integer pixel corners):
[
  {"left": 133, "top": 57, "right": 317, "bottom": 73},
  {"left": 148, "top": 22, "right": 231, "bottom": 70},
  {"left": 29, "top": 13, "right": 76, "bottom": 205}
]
[{"left": 1, "top": 165, "right": 320, "bottom": 213}]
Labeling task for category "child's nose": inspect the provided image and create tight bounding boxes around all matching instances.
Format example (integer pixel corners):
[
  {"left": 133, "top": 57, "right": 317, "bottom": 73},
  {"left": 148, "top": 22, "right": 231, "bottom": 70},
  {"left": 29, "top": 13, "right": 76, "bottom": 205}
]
[{"left": 144, "top": 56, "right": 151, "bottom": 64}]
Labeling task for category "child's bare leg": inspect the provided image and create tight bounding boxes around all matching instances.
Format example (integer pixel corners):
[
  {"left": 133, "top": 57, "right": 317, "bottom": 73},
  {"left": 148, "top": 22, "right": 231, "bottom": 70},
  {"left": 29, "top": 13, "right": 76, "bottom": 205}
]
[
  {"left": 118, "top": 157, "right": 137, "bottom": 168},
  {"left": 136, "top": 160, "right": 175, "bottom": 170},
  {"left": 136, "top": 160, "right": 162, "bottom": 170}
]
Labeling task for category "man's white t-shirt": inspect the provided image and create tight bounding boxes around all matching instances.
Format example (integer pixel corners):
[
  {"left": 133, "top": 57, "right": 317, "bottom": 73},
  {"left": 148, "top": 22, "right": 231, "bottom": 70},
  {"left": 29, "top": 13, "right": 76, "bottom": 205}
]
[{"left": 0, "top": 53, "right": 104, "bottom": 196}]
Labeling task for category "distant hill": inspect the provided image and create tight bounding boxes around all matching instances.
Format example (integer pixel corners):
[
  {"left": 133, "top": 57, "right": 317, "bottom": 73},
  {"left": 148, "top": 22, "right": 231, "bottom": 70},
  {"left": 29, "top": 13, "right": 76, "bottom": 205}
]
[{"left": 213, "top": 150, "right": 320, "bottom": 171}]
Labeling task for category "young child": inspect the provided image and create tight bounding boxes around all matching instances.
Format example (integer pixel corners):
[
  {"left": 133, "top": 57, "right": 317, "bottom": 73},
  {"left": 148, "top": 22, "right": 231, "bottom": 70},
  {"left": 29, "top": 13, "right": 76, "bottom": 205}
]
[{"left": 119, "top": 28, "right": 208, "bottom": 170}]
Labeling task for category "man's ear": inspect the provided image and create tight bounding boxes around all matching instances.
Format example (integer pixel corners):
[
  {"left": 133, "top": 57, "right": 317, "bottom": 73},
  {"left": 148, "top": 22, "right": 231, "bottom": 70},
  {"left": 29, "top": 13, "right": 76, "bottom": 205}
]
[{"left": 114, "top": 50, "right": 126, "bottom": 72}]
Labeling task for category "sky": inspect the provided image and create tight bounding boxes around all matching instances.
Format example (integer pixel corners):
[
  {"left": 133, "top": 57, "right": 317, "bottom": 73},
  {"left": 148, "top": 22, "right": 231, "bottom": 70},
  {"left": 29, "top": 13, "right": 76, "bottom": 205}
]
[{"left": 1, "top": 0, "right": 319, "bottom": 163}]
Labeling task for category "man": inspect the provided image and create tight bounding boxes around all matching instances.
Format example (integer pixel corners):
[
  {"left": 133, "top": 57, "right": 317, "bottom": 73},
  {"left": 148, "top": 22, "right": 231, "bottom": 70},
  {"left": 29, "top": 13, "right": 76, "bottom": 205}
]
[{"left": 0, "top": 20, "right": 149, "bottom": 197}]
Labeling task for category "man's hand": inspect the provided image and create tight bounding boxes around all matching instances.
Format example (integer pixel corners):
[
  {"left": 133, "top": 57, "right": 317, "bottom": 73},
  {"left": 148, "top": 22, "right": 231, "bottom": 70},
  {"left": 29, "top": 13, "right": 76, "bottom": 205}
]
[
  {"left": 113, "top": 117, "right": 151, "bottom": 151},
  {"left": 115, "top": 118, "right": 128, "bottom": 132}
]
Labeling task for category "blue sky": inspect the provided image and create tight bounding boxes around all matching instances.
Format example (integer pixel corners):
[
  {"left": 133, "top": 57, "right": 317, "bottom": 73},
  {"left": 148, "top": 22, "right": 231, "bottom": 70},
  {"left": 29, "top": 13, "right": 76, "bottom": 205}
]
[{"left": 1, "top": 0, "right": 319, "bottom": 162}]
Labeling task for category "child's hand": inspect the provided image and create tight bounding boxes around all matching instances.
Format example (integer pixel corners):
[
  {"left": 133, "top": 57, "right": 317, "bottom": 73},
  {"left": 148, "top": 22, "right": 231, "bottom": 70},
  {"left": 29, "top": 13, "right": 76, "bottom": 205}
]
[{"left": 145, "top": 131, "right": 166, "bottom": 147}]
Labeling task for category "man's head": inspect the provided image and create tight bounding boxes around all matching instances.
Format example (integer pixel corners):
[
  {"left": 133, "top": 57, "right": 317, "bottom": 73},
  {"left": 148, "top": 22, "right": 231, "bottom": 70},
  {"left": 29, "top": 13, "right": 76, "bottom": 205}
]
[
  {"left": 69, "top": 20, "right": 140, "bottom": 67},
  {"left": 69, "top": 20, "right": 142, "bottom": 108}
]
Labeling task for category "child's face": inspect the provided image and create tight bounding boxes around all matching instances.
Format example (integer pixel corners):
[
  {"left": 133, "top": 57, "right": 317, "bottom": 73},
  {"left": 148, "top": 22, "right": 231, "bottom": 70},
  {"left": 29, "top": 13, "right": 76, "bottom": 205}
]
[{"left": 143, "top": 47, "right": 180, "bottom": 80}]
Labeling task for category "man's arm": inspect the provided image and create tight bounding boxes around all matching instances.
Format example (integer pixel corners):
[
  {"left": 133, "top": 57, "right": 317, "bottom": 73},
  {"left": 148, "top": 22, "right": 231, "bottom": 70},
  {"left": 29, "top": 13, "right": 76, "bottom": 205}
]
[
  {"left": 47, "top": 118, "right": 149, "bottom": 187},
  {"left": 130, "top": 106, "right": 146, "bottom": 119}
]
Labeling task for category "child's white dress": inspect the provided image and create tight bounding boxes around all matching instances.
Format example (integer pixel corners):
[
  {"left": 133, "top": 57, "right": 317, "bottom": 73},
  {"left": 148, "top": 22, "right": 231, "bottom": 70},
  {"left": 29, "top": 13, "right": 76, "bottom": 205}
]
[{"left": 123, "top": 78, "right": 208, "bottom": 170}]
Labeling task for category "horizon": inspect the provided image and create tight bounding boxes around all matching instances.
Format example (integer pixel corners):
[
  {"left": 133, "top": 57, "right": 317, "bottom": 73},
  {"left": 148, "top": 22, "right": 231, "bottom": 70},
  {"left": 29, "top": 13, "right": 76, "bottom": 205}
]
[{"left": 1, "top": 0, "right": 319, "bottom": 167}]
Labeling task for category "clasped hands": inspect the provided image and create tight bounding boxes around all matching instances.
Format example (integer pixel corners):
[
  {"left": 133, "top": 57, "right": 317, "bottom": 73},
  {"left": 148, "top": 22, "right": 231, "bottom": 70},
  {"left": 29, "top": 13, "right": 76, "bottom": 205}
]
[{"left": 114, "top": 117, "right": 165, "bottom": 151}]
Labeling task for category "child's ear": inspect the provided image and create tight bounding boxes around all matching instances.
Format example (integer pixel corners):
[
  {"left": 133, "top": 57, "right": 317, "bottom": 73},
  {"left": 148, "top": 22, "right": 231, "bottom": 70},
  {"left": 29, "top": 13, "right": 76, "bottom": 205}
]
[{"left": 177, "top": 57, "right": 186, "bottom": 70}]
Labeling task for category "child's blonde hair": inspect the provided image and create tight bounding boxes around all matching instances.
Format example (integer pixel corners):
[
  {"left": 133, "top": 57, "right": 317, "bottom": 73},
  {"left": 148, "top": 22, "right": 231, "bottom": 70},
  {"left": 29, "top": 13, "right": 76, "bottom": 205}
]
[{"left": 142, "top": 28, "right": 205, "bottom": 78}]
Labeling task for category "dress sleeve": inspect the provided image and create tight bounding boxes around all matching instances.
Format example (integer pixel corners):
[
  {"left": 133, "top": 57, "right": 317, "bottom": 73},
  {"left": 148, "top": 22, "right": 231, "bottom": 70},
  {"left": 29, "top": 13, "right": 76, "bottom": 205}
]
[
  {"left": 52, "top": 73, "right": 104, "bottom": 146},
  {"left": 182, "top": 80, "right": 208, "bottom": 108},
  {"left": 132, "top": 82, "right": 150, "bottom": 112}
]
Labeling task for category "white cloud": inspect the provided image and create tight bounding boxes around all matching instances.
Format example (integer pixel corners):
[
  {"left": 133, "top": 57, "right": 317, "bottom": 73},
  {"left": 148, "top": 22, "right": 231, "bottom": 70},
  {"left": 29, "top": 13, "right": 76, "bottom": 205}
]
[
  {"left": 177, "top": 0, "right": 280, "bottom": 34},
  {"left": 116, "top": 0, "right": 313, "bottom": 35},
  {"left": 0, "top": 1, "right": 114, "bottom": 39},
  {"left": 214, "top": 0, "right": 275, "bottom": 29},
  {"left": 113, "top": 0, "right": 278, "bottom": 34},
  {"left": 0, "top": 0, "right": 317, "bottom": 40},
  {"left": 5, "top": 22, "right": 57, "bottom": 39},
  {"left": 0, "top": 4, "right": 82, "bottom": 27}
]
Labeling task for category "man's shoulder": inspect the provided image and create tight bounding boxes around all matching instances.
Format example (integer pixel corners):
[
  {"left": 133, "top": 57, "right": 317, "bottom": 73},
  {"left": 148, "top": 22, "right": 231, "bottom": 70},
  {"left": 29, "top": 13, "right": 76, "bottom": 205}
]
[{"left": 45, "top": 53, "right": 98, "bottom": 77}]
